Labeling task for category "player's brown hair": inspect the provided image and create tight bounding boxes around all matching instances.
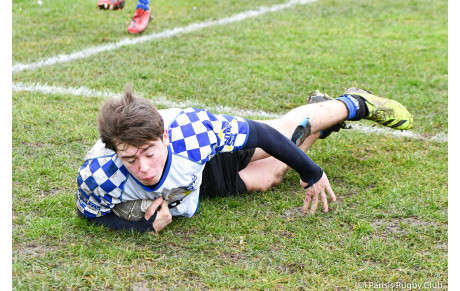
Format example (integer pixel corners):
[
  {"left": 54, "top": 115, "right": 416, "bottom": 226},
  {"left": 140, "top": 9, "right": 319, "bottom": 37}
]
[{"left": 97, "top": 85, "right": 164, "bottom": 152}]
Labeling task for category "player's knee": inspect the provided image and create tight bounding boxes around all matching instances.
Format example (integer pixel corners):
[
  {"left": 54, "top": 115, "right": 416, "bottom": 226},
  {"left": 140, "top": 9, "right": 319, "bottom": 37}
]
[
  {"left": 245, "top": 178, "right": 270, "bottom": 192},
  {"left": 270, "top": 171, "right": 284, "bottom": 188},
  {"left": 259, "top": 173, "right": 284, "bottom": 191}
]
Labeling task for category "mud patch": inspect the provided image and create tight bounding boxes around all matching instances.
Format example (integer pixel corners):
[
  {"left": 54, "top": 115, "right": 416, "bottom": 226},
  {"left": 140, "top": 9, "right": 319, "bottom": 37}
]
[
  {"left": 132, "top": 282, "right": 149, "bottom": 291},
  {"left": 283, "top": 206, "right": 304, "bottom": 219},
  {"left": 282, "top": 205, "right": 334, "bottom": 219},
  {"left": 39, "top": 188, "right": 64, "bottom": 197},
  {"left": 221, "top": 251, "right": 247, "bottom": 261},
  {"left": 437, "top": 243, "right": 448, "bottom": 251},
  {"left": 20, "top": 141, "right": 49, "bottom": 148},
  {"left": 329, "top": 178, "right": 375, "bottom": 204},
  {"left": 173, "top": 229, "right": 196, "bottom": 239},
  {"left": 279, "top": 230, "right": 294, "bottom": 238},
  {"left": 279, "top": 263, "right": 305, "bottom": 274},
  {"left": 370, "top": 217, "right": 437, "bottom": 235},
  {"left": 14, "top": 243, "right": 57, "bottom": 258},
  {"left": 365, "top": 259, "right": 379, "bottom": 266}
]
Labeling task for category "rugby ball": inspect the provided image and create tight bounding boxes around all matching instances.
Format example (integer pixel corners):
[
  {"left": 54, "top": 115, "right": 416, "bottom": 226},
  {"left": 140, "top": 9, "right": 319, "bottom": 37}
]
[{"left": 112, "top": 199, "right": 153, "bottom": 221}]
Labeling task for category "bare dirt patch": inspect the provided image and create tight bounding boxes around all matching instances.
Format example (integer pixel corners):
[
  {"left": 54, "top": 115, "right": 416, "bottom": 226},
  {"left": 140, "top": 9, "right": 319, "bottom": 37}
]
[
  {"left": 14, "top": 243, "right": 58, "bottom": 258},
  {"left": 283, "top": 206, "right": 304, "bottom": 219},
  {"left": 39, "top": 187, "right": 65, "bottom": 197},
  {"left": 132, "top": 282, "right": 150, "bottom": 291},
  {"left": 370, "top": 217, "right": 437, "bottom": 235},
  {"left": 279, "top": 263, "right": 306, "bottom": 274},
  {"left": 20, "top": 141, "right": 55, "bottom": 149},
  {"left": 221, "top": 251, "right": 247, "bottom": 261}
]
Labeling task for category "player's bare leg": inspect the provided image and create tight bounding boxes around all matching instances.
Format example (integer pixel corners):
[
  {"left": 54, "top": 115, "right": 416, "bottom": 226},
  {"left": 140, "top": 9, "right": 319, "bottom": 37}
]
[
  {"left": 262, "top": 100, "right": 348, "bottom": 143},
  {"left": 249, "top": 99, "right": 348, "bottom": 162},
  {"left": 250, "top": 87, "right": 414, "bottom": 162},
  {"left": 272, "top": 87, "right": 414, "bottom": 135}
]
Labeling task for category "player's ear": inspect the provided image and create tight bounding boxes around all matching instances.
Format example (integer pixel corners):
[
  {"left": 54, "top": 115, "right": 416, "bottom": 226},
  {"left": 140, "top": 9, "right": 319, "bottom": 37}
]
[{"left": 162, "top": 129, "right": 169, "bottom": 146}]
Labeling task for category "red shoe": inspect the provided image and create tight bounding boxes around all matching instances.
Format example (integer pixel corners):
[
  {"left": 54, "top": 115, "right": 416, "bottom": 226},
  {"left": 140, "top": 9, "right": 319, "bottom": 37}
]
[
  {"left": 97, "top": 0, "right": 125, "bottom": 10},
  {"left": 128, "top": 8, "right": 151, "bottom": 34}
]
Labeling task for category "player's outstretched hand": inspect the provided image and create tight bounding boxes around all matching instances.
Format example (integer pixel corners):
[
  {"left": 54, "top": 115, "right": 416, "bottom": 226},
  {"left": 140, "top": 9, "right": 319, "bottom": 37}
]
[
  {"left": 145, "top": 197, "right": 172, "bottom": 233},
  {"left": 300, "top": 172, "right": 336, "bottom": 214}
]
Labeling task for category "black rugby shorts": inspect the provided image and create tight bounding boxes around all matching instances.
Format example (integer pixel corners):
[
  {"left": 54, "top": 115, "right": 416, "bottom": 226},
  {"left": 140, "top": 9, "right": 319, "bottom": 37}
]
[{"left": 199, "top": 148, "right": 256, "bottom": 198}]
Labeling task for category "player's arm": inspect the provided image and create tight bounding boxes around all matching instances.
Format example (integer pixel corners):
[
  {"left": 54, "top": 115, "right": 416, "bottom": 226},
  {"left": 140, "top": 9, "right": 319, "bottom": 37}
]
[
  {"left": 79, "top": 197, "right": 172, "bottom": 233},
  {"left": 243, "top": 120, "right": 335, "bottom": 213},
  {"left": 79, "top": 210, "right": 157, "bottom": 232},
  {"left": 244, "top": 120, "right": 323, "bottom": 186}
]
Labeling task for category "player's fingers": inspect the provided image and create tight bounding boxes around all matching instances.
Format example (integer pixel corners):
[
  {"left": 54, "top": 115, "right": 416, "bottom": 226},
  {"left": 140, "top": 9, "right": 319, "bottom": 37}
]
[
  {"left": 326, "top": 185, "right": 336, "bottom": 202},
  {"left": 303, "top": 193, "right": 312, "bottom": 214},
  {"left": 309, "top": 193, "right": 319, "bottom": 214},
  {"left": 157, "top": 200, "right": 173, "bottom": 223},
  {"left": 159, "top": 199, "right": 169, "bottom": 212},
  {"left": 145, "top": 197, "right": 163, "bottom": 218},
  {"left": 320, "top": 189, "right": 328, "bottom": 213}
]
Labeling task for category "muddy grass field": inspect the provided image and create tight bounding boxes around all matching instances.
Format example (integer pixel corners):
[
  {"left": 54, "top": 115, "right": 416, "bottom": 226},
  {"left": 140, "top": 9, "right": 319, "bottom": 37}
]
[{"left": 12, "top": 0, "right": 448, "bottom": 289}]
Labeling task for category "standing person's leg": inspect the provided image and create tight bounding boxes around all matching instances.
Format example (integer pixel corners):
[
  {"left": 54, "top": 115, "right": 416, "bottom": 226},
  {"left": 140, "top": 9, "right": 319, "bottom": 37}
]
[{"left": 128, "top": 0, "right": 152, "bottom": 34}]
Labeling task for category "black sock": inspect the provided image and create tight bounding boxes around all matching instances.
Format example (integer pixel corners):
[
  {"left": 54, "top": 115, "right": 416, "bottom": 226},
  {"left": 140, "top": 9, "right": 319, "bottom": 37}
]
[{"left": 337, "top": 94, "right": 369, "bottom": 121}]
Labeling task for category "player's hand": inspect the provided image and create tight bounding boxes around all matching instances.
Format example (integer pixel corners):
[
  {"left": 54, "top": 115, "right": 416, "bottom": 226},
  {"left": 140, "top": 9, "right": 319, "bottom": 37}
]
[
  {"left": 300, "top": 172, "right": 336, "bottom": 214},
  {"left": 145, "top": 197, "right": 172, "bottom": 233}
]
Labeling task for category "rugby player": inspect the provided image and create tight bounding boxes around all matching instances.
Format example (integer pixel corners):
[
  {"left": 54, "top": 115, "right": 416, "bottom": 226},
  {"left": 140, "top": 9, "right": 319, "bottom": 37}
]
[{"left": 76, "top": 87, "right": 413, "bottom": 232}]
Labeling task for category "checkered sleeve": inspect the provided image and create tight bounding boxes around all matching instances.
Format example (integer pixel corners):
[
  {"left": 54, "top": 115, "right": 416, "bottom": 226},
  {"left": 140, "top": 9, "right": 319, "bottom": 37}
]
[
  {"left": 168, "top": 108, "right": 249, "bottom": 164},
  {"left": 76, "top": 154, "right": 129, "bottom": 218}
]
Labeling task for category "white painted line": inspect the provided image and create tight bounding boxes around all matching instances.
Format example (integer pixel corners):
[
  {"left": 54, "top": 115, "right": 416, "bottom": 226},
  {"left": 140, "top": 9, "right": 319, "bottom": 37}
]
[
  {"left": 351, "top": 124, "right": 448, "bottom": 144},
  {"left": 12, "top": 82, "right": 119, "bottom": 98},
  {"left": 12, "top": 81, "right": 448, "bottom": 143},
  {"left": 12, "top": 82, "right": 280, "bottom": 118},
  {"left": 12, "top": 0, "right": 317, "bottom": 74}
]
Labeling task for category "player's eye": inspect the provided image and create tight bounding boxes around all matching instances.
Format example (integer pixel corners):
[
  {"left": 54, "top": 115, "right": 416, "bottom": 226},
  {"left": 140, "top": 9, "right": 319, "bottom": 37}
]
[{"left": 127, "top": 159, "right": 135, "bottom": 164}]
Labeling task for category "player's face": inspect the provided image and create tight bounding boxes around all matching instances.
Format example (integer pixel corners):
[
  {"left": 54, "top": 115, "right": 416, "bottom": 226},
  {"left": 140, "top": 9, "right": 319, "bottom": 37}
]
[{"left": 116, "top": 131, "right": 170, "bottom": 186}]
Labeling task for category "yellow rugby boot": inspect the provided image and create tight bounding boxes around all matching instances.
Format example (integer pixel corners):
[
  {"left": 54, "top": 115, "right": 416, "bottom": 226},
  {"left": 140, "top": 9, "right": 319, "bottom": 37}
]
[{"left": 344, "top": 87, "right": 414, "bottom": 130}]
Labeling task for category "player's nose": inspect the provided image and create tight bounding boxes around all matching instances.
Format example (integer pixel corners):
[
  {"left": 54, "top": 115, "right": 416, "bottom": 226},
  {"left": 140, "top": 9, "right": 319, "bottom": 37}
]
[{"left": 138, "top": 157, "right": 150, "bottom": 173}]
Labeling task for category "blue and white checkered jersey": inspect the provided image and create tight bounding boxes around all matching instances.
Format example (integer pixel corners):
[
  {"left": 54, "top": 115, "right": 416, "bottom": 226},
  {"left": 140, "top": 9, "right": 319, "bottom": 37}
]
[{"left": 76, "top": 107, "right": 249, "bottom": 219}]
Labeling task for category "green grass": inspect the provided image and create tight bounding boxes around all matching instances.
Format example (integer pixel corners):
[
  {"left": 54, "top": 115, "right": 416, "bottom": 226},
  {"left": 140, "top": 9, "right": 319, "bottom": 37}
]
[{"left": 12, "top": 0, "right": 447, "bottom": 289}]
